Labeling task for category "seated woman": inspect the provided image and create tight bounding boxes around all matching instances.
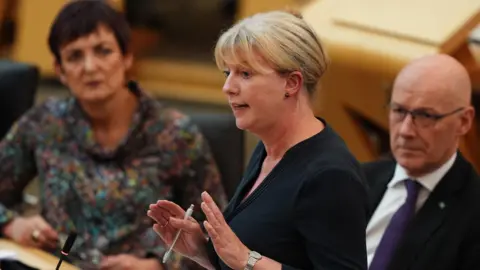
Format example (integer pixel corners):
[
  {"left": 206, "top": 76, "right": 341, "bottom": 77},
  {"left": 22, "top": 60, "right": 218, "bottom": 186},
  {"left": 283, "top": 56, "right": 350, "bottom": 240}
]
[
  {"left": 0, "top": 1, "right": 226, "bottom": 269},
  {"left": 149, "top": 10, "right": 368, "bottom": 270}
]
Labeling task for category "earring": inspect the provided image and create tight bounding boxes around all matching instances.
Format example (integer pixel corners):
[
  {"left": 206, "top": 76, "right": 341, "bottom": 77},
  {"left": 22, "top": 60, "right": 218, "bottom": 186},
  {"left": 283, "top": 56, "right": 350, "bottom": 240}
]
[{"left": 284, "top": 93, "right": 290, "bottom": 98}]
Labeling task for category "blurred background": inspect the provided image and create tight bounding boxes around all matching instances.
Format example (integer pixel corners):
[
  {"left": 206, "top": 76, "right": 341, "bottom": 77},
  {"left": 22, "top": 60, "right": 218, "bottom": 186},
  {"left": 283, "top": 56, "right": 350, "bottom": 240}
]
[{"left": 0, "top": 0, "right": 478, "bottom": 200}]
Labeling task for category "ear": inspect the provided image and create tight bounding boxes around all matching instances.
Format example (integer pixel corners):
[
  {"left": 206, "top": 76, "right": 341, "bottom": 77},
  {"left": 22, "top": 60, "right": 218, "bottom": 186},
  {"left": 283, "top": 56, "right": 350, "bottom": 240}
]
[
  {"left": 284, "top": 71, "right": 303, "bottom": 97},
  {"left": 123, "top": 53, "right": 134, "bottom": 70},
  {"left": 54, "top": 61, "right": 67, "bottom": 85},
  {"left": 458, "top": 106, "right": 475, "bottom": 136}
]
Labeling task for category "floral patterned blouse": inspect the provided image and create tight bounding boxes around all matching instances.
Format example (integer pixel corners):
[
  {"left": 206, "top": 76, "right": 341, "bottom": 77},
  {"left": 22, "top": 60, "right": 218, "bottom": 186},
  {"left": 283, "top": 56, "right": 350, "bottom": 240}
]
[{"left": 0, "top": 82, "right": 227, "bottom": 268}]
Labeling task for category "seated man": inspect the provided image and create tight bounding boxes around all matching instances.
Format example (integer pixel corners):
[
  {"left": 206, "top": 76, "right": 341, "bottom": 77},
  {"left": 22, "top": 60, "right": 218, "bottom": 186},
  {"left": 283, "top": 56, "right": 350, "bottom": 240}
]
[{"left": 365, "top": 54, "right": 480, "bottom": 270}]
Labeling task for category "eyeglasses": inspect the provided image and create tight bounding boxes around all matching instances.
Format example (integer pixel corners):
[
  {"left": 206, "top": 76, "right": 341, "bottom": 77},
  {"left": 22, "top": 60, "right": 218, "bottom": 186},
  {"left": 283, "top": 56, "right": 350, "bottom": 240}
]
[{"left": 388, "top": 104, "right": 464, "bottom": 127}]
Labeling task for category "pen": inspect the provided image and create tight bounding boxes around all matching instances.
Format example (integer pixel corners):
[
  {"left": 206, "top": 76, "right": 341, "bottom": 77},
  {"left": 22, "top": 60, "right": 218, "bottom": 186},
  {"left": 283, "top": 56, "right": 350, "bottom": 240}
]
[{"left": 162, "top": 204, "right": 195, "bottom": 263}]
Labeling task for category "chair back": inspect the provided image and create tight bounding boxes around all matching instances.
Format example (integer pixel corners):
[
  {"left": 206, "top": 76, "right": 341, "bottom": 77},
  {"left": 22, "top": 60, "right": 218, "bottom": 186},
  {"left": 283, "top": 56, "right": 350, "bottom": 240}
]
[
  {"left": 0, "top": 61, "right": 39, "bottom": 139},
  {"left": 190, "top": 113, "right": 244, "bottom": 199}
]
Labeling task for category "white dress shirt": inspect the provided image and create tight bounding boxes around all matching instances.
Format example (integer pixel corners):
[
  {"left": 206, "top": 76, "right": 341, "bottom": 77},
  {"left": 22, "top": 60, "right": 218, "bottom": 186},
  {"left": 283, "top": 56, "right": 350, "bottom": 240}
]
[{"left": 366, "top": 153, "right": 457, "bottom": 266}]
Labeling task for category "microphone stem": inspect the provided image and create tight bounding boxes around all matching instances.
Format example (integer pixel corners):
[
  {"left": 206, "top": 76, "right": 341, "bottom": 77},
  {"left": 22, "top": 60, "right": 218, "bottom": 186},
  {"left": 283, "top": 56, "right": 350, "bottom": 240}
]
[
  {"left": 55, "top": 259, "right": 63, "bottom": 270},
  {"left": 55, "top": 255, "right": 65, "bottom": 270}
]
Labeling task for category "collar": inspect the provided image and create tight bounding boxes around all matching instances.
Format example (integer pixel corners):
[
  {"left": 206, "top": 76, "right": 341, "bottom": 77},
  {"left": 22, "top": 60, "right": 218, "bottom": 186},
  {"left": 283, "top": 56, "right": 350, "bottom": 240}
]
[
  {"left": 388, "top": 152, "right": 457, "bottom": 192},
  {"left": 66, "top": 80, "right": 153, "bottom": 162}
]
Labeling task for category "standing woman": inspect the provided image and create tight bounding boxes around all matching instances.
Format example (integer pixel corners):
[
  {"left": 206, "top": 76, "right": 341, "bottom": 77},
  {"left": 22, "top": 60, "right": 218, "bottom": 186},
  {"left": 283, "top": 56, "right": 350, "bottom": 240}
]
[{"left": 149, "top": 10, "right": 368, "bottom": 270}]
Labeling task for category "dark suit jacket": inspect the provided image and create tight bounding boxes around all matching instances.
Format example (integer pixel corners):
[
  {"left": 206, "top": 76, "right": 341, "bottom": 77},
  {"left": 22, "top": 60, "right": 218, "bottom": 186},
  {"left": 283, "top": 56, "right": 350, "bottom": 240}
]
[{"left": 363, "top": 153, "right": 480, "bottom": 270}]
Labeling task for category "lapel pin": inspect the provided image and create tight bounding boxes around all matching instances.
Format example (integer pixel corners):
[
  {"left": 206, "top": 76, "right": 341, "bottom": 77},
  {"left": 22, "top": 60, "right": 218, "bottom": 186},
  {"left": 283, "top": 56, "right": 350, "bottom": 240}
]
[{"left": 438, "top": 202, "right": 446, "bottom": 209}]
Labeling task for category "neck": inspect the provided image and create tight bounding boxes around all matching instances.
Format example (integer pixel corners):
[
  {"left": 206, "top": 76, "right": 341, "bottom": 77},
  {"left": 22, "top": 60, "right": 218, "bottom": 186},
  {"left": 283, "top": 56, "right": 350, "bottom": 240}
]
[
  {"left": 79, "top": 87, "right": 138, "bottom": 131},
  {"left": 258, "top": 102, "right": 324, "bottom": 160}
]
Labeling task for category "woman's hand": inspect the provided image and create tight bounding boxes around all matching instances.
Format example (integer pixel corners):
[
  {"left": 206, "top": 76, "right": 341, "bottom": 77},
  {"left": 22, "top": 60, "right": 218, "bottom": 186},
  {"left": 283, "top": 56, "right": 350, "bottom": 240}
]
[
  {"left": 147, "top": 200, "right": 208, "bottom": 262},
  {"left": 2, "top": 215, "right": 58, "bottom": 250},
  {"left": 201, "top": 192, "right": 250, "bottom": 270}
]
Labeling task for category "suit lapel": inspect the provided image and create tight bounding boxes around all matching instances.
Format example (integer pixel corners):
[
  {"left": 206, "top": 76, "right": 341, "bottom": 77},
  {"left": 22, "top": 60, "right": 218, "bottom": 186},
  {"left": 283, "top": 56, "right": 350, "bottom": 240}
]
[
  {"left": 367, "top": 161, "right": 396, "bottom": 220},
  {"left": 391, "top": 154, "right": 470, "bottom": 268}
]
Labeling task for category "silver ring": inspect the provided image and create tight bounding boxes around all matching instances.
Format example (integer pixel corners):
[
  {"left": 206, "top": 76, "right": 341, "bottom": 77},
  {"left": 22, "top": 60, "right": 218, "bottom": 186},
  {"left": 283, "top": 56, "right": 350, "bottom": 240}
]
[{"left": 31, "top": 229, "right": 41, "bottom": 242}]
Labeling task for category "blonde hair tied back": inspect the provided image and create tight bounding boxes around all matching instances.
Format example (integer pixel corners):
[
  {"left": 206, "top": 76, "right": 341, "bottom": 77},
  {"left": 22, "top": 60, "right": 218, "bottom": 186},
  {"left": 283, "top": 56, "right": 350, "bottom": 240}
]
[{"left": 214, "top": 10, "right": 329, "bottom": 95}]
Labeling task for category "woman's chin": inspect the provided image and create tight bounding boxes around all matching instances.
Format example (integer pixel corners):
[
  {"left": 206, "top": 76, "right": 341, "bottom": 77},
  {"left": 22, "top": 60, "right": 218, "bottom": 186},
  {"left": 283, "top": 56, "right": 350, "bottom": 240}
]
[
  {"left": 234, "top": 119, "right": 248, "bottom": 130},
  {"left": 76, "top": 90, "right": 113, "bottom": 103},
  {"left": 234, "top": 116, "right": 252, "bottom": 131}
]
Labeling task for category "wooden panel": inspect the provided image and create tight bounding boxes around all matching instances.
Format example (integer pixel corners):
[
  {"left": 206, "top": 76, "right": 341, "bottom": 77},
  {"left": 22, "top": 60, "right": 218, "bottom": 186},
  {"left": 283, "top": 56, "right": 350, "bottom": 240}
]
[
  {"left": 303, "top": 0, "right": 434, "bottom": 161},
  {"left": 0, "top": 0, "right": 8, "bottom": 25},
  {"left": 453, "top": 42, "right": 480, "bottom": 89},
  {"left": 332, "top": 0, "right": 480, "bottom": 54},
  {"left": 11, "top": 0, "right": 65, "bottom": 76},
  {"left": 315, "top": 61, "right": 391, "bottom": 161},
  {"left": 237, "top": 0, "right": 308, "bottom": 19},
  {"left": 302, "top": 0, "right": 439, "bottom": 78},
  {"left": 109, "top": 0, "right": 124, "bottom": 11},
  {"left": 133, "top": 59, "right": 226, "bottom": 105},
  {"left": 468, "top": 42, "right": 480, "bottom": 89}
]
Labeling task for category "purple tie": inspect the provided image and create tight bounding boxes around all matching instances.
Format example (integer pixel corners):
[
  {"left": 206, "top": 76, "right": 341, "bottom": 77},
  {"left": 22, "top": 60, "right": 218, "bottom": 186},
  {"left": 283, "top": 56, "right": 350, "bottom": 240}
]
[{"left": 370, "top": 179, "right": 422, "bottom": 270}]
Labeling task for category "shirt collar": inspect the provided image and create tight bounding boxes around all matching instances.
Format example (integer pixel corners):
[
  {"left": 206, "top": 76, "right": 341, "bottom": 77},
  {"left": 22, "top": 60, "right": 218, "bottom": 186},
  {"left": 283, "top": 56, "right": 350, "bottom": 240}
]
[{"left": 388, "top": 152, "right": 457, "bottom": 191}]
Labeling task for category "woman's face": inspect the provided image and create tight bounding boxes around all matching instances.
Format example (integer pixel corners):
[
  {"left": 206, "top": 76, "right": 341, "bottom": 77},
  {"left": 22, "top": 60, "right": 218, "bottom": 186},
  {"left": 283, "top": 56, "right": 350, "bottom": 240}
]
[
  {"left": 222, "top": 58, "right": 291, "bottom": 133},
  {"left": 56, "top": 24, "right": 132, "bottom": 103}
]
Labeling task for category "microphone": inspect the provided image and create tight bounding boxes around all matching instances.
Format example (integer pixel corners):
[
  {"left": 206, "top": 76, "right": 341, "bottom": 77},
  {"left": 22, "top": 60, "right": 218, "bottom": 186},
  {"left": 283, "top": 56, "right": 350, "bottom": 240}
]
[{"left": 56, "top": 232, "right": 77, "bottom": 270}]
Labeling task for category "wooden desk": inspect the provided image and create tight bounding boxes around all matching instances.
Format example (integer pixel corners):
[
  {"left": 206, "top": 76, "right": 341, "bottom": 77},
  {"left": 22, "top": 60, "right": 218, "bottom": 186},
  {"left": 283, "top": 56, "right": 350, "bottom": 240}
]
[{"left": 0, "top": 239, "right": 77, "bottom": 270}]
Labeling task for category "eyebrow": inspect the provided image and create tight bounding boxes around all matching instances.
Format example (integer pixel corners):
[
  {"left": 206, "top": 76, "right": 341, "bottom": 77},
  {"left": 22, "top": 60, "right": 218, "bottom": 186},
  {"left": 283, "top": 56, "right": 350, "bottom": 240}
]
[
  {"left": 391, "top": 102, "right": 439, "bottom": 112},
  {"left": 63, "top": 40, "right": 114, "bottom": 51}
]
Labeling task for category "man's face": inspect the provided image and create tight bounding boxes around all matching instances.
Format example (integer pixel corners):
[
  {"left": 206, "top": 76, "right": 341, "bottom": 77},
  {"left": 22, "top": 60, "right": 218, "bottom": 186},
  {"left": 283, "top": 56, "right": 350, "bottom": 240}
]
[{"left": 389, "top": 77, "right": 470, "bottom": 176}]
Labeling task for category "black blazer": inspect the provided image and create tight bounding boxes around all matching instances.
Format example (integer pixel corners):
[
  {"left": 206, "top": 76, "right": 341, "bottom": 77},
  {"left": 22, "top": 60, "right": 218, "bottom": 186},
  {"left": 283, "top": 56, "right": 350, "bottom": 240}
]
[
  {"left": 363, "top": 153, "right": 480, "bottom": 270},
  {"left": 206, "top": 122, "right": 369, "bottom": 270}
]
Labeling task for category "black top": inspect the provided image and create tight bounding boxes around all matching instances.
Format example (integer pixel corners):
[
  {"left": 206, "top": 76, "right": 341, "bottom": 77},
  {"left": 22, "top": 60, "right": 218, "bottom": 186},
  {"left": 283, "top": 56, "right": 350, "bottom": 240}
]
[{"left": 206, "top": 119, "right": 369, "bottom": 270}]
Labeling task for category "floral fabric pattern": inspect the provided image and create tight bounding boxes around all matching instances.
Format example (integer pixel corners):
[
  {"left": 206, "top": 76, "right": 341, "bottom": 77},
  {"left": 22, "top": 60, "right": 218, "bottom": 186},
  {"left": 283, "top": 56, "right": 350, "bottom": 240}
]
[{"left": 0, "top": 83, "right": 227, "bottom": 268}]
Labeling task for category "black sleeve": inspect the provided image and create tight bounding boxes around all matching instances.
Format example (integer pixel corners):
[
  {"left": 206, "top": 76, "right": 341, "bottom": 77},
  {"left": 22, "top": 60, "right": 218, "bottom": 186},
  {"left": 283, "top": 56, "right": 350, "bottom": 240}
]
[
  {"left": 283, "top": 169, "right": 368, "bottom": 270},
  {"left": 458, "top": 210, "right": 480, "bottom": 270}
]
